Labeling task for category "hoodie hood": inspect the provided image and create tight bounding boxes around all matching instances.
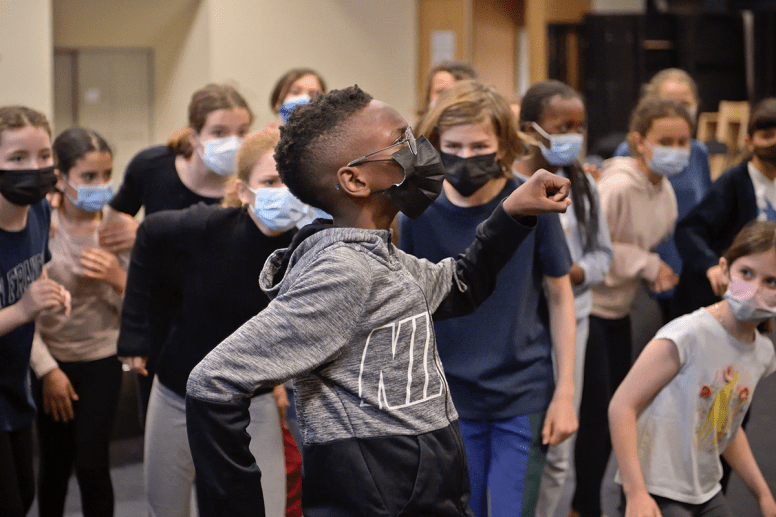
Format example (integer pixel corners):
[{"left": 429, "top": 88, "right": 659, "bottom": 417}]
[
  {"left": 260, "top": 221, "right": 394, "bottom": 299},
  {"left": 601, "top": 156, "right": 667, "bottom": 194}
]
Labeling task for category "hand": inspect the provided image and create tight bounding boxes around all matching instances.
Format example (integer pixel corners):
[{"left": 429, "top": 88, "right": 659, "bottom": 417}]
[
  {"left": 503, "top": 169, "right": 571, "bottom": 217},
  {"left": 42, "top": 367, "right": 79, "bottom": 422},
  {"left": 649, "top": 261, "right": 678, "bottom": 294},
  {"left": 541, "top": 389, "right": 578, "bottom": 446},
  {"left": 80, "top": 248, "right": 127, "bottom": 290},
  {"left": 707, "top": 264, "right": 728, "bottom": 297},
  {"left": 119, "top": 356, "right": 148, "bottom": 376},
  {"left": 273, "top": 384, "right": 290, "bottom": 423},
  {"left": 19, "top": 276, "right": 71, "bottom": 321},
  {"left": 98, "top": 214, "right": 139, "bottom": 252},
  {"left": 569, "top": 263, "right": 586, "bottom": 285},
  {"left": 624, "top": 490, "right": 663, "bottom": 517}
]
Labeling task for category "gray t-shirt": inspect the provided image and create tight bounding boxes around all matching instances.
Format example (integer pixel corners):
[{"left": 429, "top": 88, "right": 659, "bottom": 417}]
[{"left": 616, "top": 308, "right": 776, "bottom": 504}]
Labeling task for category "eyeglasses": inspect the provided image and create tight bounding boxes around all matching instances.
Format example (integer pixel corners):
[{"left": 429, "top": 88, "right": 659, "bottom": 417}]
[{"left": 346, "top": 126, "right": 417, "bottom": 167}]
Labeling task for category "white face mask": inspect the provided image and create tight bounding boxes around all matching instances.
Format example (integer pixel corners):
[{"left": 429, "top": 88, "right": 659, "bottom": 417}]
[
  {"left": 724, "top": 278, "right": 776, "bottom": 323},
  {"left": 532, "top": 122, "right": 584, "bottom": 167},
  {"left": 647, "top": 144, "right": 690, "bottom": 177},
  {"left": 199, "top": 135, "right": 243, "bottom": 176}
]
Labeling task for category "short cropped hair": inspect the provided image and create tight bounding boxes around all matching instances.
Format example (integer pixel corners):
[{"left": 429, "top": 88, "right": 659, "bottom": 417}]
[
  {"left": 275, "top": 85, "right": 373, "bottom": 212},
  {"left": 747, "top": 98, "right": 776, "bottom": 136}
]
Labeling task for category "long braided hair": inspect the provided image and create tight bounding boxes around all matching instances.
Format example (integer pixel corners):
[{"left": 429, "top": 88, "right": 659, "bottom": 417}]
[{"left": 520, "top": 80, "right": 599, "bottom": 250}]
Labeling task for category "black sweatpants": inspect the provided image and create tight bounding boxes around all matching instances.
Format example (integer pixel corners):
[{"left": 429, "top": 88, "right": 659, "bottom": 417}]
[
  {"left": 33, "top": 355, "right": 123, "bottom": 517},
  {"left": 0, "top": 424, "right": 35, "bottom": 517},
  {"left": 572, "top": 314, "right": 633, "bottom": 517}
]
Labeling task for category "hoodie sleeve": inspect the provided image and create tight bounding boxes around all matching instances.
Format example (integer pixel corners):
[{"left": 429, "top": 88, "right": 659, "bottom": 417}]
[
  {"left": 397, "top": 202, "right": 536, "bottom": 321},
  {"left": 186, "top": 246, "right": 372, "bottom": 512}
]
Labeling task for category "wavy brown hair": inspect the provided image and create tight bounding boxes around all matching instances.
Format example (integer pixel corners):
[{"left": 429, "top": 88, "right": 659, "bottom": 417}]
[
  {"left": 222, "top": 128, "right": 281, "bottom": 207},
  {"left": 417, "top": 80, "right": 522, "bottom": 172}
]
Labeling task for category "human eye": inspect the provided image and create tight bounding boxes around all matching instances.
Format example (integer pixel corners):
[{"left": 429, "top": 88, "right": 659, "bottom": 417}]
[
  {"left": 739, "top": 267, "right": 753, "bottom": 278},
  {"left": 83, "top": 172, "right": 97, "bottom": 182}
]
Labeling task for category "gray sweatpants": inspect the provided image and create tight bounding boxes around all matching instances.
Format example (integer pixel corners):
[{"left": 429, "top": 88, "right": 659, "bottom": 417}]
[{"left": 144, "top": 377, "right": 285, "bottom": 517}]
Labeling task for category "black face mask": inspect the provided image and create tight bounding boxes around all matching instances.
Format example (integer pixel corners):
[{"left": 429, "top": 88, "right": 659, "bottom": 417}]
[
  {"left": 0, "top": 166, "right": 57, "bottom": 206},
  {"left": 380, "top": 136, "right": 445, "bottom": 220},
  {"left": 754, "top": 143, "right": 776, "bottom": 166},
  {"left": 440, "top": 151, "right": 502, "bottom": 197}
]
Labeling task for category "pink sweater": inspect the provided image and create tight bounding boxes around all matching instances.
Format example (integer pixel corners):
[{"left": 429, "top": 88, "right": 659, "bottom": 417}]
[{"left": 591, "top": 157, "right": 677, "bottom": 319}]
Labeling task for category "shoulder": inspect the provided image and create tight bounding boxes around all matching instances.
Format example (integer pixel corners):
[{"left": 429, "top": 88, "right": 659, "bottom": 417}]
[
  {"left": 655, "top": 309, "right": 711, "bottom": 362},
  {"left": 126, "top": 145, "right": 175, "bottom": 173},
  {"left": 29, "top": 198, "right": 51, "bottom": 224},
  {"left": 716, "top": 161, "right": 751, "bottom": 185},
  {"left": 613, "top": 140, "right": 630, "bottom": 157},
  {"left": 691, "top": 139, "right": 709, "bottom": 156},
  {"left": 140, "top": 203, "right": 226, "bottom": 240}
]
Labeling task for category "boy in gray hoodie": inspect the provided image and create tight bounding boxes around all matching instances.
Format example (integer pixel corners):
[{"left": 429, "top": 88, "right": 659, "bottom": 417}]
[{"left": 185, "top": 85, "right": 571, "bottom": 517}]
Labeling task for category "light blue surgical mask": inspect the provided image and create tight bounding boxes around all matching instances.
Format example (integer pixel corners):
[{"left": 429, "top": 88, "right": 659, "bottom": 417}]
[
  {"left": 295, "top": 205, "right": 332, "bottom": 229},
  {"left": 648, "top": 144, "right": 690, "bottom": 177},
  {"left": 249, "top": 186, "right": 309, "bottom": 232},
  {"left": 532, "top": 122, "right": 584, "bottom": 167},
  {"left": 279, "top": 94, "right": 311, "bottom": 124},
  {"left": 67, "top": 180, "right": 113, "bottom": 213}
]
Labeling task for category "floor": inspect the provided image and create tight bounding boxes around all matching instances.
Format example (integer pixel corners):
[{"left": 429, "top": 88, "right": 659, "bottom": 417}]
[{"left": 29, "top": 288, "right": 776, "bottom": 516}]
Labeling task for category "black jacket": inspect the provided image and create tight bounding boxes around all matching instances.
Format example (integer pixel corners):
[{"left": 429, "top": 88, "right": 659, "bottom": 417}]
[{"left": 673, "top": 160, "right": 757, "bottom": 317}]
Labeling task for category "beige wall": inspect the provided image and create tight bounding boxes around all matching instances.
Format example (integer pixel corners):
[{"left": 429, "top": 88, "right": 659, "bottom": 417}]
[
  {"left": 53, "top": 0, "right": 416, "bottom": 143},
  {"left": 0, "top": 0, "right": 54, "bottom": 119}
]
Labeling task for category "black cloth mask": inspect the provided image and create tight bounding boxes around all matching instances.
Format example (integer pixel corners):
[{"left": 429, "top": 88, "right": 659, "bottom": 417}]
[
  {"left": 754, "top": 143, "right": 776, "bottom": 166},
  {"left": 0, "top": 166, "right": 57, "bottom": 206},
  {"left": 440, "top": 151, "right": 502, "bottom": 197},
  {"left": 380, "top": 136, "right": 445, "bottom": 220}
]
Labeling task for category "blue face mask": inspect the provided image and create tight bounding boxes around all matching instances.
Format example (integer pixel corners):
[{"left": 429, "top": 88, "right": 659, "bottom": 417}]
[
  {"left": 279, "top": 94, "right": 311, "bottom": 124},
  {"left": 249, "top": 186, "right": 310, "bottom": 232},
  {"left": 67, "top": 181, "right": 113, "bottom": 213},
  {"left": 532, "top": 122, "right": 584, "bottom": 167},
  {"left": 648, "top": 145, "right": 690, "bottom": 177}
]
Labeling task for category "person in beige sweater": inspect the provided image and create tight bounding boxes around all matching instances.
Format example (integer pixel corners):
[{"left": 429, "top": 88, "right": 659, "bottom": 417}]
[
  {"left": 29, "top": 127, "right": 128, "bottom": 517},
  {"left": 571, "top": 97, "right": 693, "bottom": 517}
]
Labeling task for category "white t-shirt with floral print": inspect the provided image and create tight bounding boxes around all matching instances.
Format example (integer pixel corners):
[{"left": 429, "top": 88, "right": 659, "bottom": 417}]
[{"left": 615, "top": 307, "right": 776, "bottom": 504}]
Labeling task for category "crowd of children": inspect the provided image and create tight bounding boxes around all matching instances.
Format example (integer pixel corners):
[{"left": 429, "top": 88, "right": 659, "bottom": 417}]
[{"left": 1, "top": 63, "right": 775, "bottom": 517}]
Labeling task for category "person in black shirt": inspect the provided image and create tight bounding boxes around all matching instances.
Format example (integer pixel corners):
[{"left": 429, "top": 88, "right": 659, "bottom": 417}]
[
  {"left": 106, "top": 84, "right": 254, "bottom": 419},
  {"left": 118, "top": 129, "right": 303, "bottom": 517}
]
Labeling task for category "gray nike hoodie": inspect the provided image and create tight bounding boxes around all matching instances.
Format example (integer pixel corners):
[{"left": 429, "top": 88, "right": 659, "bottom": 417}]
[{"left": 186, "top": 203, "right": 535, "bottom": 517}]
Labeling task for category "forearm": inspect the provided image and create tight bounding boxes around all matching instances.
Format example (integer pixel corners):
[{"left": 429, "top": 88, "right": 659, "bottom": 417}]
[
  {"left": 722, "top": 429, "right": 775, "bottom": 504},
  {"left": 29, "top": 332, "right": 58, "bottom": 378},
  {"left": 547, "top": 275, "right": 576, "bottom": 392},
  {"left": 609, "top": 397, "right": 649, "bottom": 497},
  {"left": 0, "top": 304, "right": 30, "bottom": 337},
  {"left": 186, "top": 395, "right": 265, "bottom": 516}
]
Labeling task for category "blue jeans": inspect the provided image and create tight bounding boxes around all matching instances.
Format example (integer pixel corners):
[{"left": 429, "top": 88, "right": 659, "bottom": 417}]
[{"left": 459, "top": 412, "right": 547, "bottom": 517}]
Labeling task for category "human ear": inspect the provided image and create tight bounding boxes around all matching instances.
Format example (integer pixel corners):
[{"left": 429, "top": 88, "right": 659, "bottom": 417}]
[
  {"left": 187, "top": 128, "right": 200, "bottom": 153},
  {"left": 336, "top": 166, "right": 371, "bottom": 198},
  {"left": 744, "top": 133, "right": 755, "bottom": 154},
  {"left": 632, "top": 132, "right": 647, "bottom": 157},
  {"left": 54, "top": 168, "right": 67, "bottom": 192},
  {"left": 719, "top": 256, "right": 729, "bottom": 277},
  {"left": 235, "top": 178, "right": 253, "bottom": 206}
]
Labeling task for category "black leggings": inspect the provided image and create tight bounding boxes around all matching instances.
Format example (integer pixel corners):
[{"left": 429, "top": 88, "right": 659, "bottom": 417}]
[
  {"left": 573, "top": 315, "right": 633, "bottom": 517},
  {"left": 32, "top": 355, "right": 123, "bottom": 517},
  {"left": 0, "top": 424, "right": 35, "bottom": 517}
]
